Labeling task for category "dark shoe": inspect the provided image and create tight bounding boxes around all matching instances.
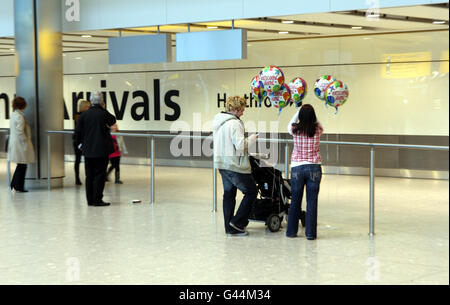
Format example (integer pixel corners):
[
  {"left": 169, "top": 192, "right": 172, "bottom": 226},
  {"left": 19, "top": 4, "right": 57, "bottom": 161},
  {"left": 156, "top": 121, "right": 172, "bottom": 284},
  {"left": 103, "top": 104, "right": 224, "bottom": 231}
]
[
  {"left": 16, "top": 189, "right": 28, "bottom": 193},
  {"left": 93, "top": 201, "right": 110, "bottom": 207},
  {"left": 115, "top": 171, "right": 122, "bottom": 184},
  {"left": 286, "top": 234, "right": 297, "bottom": 238},
  {"left": 227, "top": 230, "right": 249, "bottom": 237},
  {"left": 300, "top": 210, "right": 306, "bottom": 228},
  {"left": 306, "top": 236, "right": 316, "bottom": 240},
  {"left": 76, "top": 180, "right": 82, "bottom": 186},
  {"left": 229, "top": 222, "right": 246, "bottom": 233}
]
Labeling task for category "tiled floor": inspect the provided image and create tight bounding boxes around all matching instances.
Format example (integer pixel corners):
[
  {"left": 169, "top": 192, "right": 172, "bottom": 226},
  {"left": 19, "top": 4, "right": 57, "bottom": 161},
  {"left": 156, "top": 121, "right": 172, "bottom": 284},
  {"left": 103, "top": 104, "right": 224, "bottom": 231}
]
[{"left": 0, "top": 160, "right": 448, "bottom": 285}]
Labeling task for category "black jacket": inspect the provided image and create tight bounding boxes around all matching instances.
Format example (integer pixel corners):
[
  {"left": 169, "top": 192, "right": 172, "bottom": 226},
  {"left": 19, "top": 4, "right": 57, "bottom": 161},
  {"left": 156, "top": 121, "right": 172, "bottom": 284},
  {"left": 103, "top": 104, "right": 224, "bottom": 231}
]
[{"left": 75, "top": 105, "right": 116, "bottom": 158}]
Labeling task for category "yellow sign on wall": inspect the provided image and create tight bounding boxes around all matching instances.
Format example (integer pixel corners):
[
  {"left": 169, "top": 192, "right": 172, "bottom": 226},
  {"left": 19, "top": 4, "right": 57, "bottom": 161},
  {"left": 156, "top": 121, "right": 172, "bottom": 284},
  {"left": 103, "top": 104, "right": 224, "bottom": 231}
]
[{"left": 440, "top": 50, "right": 449, "bottom": 74}]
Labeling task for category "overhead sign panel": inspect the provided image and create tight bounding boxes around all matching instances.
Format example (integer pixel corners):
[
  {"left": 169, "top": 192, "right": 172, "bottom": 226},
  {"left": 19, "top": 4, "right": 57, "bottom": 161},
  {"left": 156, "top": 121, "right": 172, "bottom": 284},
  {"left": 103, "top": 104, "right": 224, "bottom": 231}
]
[
  {"left": 108, "top": 34, "right": 172, "bottom": 65},
  {"left": 176, "top": 29, "right": 247, "bottom": 62}
]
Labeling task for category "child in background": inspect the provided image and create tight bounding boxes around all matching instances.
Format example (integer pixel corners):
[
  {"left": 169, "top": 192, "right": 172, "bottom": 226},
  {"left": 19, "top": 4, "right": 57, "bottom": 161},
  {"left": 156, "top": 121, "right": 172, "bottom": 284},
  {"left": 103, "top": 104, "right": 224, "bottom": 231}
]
[{"left": 106, "top": 123, "right": 128, "bottom": 184}]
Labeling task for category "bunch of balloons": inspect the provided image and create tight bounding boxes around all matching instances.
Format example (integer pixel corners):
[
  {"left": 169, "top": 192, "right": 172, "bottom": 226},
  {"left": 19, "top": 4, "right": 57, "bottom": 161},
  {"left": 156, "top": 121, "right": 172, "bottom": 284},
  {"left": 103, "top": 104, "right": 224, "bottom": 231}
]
[
  {"left": 251, "top": 65, "right": 308, "bottom": 115},
  {"left": 314, "top": 75, "right": 349, "bottom": 113},
  {"left": 251, "top": 69, "right": 349, "bottom": 114}
]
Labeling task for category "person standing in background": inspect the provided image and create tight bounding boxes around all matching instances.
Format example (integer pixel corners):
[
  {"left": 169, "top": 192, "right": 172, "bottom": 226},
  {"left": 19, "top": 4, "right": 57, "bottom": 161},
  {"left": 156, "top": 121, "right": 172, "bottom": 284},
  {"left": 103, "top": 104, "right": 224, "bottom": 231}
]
[
  {"left": 75, "top": 92, "right": 116, "bottom": 207},
  {"left": 8, "top": 97, "right": 36, "bottom": 193},
  {"left": 286, "top": 104, "right": 323, "bottom": 240},
  {"left": 106, "top": 123, "right": 128, "bottom": 184},
  {"left": 73, "top": 99, "right": 91, "bottom": 185}
]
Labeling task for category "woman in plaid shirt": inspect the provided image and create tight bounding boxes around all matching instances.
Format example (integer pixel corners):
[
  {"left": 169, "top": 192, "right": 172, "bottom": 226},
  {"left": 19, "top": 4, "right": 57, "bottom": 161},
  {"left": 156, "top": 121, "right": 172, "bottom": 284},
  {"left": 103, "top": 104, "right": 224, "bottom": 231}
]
[{"left": 286, "top": 104, "right": 323, "bottom": 240}]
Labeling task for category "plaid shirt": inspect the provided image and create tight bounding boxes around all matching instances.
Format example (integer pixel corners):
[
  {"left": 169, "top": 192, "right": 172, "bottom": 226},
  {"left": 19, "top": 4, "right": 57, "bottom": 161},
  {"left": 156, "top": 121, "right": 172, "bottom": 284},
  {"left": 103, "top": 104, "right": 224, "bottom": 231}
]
[{"left": 290, "top": 124, "right": 323, "bottom": 164}]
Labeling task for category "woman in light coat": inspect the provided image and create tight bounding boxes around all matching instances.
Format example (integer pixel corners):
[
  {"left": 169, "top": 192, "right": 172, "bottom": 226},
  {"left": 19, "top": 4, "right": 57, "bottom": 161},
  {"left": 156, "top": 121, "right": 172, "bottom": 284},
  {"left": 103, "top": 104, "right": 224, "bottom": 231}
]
[{"left": 8, "top": 97, "right": 36, "bottom": 192}]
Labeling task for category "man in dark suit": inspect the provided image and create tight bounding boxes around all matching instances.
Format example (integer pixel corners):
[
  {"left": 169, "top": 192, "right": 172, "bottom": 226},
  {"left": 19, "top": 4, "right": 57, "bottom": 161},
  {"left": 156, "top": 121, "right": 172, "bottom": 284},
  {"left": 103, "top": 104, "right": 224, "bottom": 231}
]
[{"left": 75, "top": 92, "right": 116, "bottom": 206}]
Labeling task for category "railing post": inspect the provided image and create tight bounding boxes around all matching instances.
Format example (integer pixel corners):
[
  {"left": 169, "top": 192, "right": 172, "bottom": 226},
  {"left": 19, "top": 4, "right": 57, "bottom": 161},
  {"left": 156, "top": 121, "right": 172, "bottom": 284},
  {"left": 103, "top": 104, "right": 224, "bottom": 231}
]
[
  {"left": 284, "top": 142, "right": 289, "bottom": 179},
  {"left": 369, "top": 146, "right": 375, "bottom": 236},
  {"left": 47, "top": 133, "right": 51, "bottom": 191},
  {"left": 7, "top": 159, "right": 11, "bottom": 189},
  {"left": 150, "top": 136, "right": 155, "bottom": 204}
]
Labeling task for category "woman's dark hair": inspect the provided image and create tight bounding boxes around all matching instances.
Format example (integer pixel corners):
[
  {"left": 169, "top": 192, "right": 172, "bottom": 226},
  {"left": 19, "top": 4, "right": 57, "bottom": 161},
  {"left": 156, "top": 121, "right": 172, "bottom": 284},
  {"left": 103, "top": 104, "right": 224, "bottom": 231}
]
[
  {"left": 12, "top": 96, "right": 27, "bottom": 111},
  {"left": 292, "top": 104, "right": 318, "bottom": 137}
]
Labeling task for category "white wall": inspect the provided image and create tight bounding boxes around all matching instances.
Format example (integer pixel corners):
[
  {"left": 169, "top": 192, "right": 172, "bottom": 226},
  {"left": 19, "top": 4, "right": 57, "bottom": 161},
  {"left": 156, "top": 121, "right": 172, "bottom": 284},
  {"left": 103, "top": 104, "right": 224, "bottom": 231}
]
[{"left": 0, "top": 30, "right": 448, "bottom": 135}]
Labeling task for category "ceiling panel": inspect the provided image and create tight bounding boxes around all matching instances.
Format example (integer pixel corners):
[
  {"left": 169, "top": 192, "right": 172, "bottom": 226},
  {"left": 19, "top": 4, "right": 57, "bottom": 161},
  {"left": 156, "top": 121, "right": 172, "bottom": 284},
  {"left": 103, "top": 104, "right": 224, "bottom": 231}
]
[
  {"left": 379, "top": 5, "right": 449, "bottom": 21},
  {"left": 197, "top": 20, "right": 364, "bottom": 35},
  {"left": 0, "top": 4, "right": 447, "bottom": 55},
  {"left": 275, "top": 12, "right": 448, "bottom": 31}
]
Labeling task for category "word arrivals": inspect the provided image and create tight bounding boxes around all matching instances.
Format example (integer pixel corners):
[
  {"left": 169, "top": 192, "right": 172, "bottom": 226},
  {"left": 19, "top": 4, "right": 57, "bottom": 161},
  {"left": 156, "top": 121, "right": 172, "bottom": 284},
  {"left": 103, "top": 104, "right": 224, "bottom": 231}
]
[
  {"left": 68, "top": 79, "right": 181, "bottom": 122},
  {"left": 179, "top": 289, "right": 214, "bottom": 303},
  {"left": 0, "top": 93, "right": 10, "bottom": 119}
]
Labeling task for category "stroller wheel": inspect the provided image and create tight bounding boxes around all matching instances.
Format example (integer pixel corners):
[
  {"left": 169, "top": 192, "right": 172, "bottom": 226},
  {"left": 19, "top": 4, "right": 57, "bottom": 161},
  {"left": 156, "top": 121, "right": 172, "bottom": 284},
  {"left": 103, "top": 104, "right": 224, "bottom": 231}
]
[{"left": 267, "top": 214, "right": 281, "bottom": 232}]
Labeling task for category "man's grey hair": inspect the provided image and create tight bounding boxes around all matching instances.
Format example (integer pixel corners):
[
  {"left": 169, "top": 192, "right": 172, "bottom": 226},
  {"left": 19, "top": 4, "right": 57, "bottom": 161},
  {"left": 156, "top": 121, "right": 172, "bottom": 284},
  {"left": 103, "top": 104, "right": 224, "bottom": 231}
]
[{"left": 90, "top": 91, "right": 105, "bottom": 106}]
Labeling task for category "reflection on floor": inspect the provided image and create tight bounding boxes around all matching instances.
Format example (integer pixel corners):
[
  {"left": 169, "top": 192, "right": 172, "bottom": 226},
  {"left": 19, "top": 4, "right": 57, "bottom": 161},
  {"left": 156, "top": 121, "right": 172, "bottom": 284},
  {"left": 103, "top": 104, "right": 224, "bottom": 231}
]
[{"left": 0, "top": 160, "right": 448, "bottom": 285}]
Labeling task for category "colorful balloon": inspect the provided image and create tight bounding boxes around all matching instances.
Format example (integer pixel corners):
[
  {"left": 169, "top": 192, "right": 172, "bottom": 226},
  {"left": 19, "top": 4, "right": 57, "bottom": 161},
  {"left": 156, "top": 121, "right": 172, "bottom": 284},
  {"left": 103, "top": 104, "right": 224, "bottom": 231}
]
[
  {"left": 314, "top": 75, "right": 336, "bottom": 101},
  {"left": 288, "top": 77, "right": 307, "bottom": 107},
  {"left": 259, "top": 65, "right": 285, "bottom": 94},
  {"left": 251, "top": 74, "right": 266, "bottom": 106},
  {"left": 324, "top": 80, "right": 349, "bottom": 111},
  {"left": 268, "top": 83, "right": 291, "bottom": 109}
]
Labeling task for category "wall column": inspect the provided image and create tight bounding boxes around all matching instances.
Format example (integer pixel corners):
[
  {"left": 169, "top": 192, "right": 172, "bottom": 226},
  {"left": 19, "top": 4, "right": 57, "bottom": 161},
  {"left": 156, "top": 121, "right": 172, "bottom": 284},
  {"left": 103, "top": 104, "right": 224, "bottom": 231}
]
[{"left": 14, "top": 0, "right": 64, "bottom": 188}]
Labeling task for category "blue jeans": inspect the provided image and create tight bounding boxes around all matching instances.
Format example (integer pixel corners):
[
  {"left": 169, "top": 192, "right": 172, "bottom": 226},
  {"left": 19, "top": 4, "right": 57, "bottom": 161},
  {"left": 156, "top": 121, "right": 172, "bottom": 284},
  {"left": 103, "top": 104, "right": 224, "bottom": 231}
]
[
  {"left": 286, "top": 164, "right": 322, "bottom": 238},
  {"left": 219, "top": 169, "right": 258, "bottom": 234}
]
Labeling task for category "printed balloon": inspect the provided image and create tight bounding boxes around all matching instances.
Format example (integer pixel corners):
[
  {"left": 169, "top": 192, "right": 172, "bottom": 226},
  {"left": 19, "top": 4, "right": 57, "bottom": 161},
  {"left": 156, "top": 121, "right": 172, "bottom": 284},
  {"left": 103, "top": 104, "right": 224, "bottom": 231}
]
[
  {"left": 251, "top": 74, "right": 266, "bottom": 106},
  {"left": 324, "top": 80, "right": 349, "bottom": 111},
  {"left": 314, "top": 75, "right": 336, "bottom": 101},
  {"left": 259, "top": 65, "right": 285, "bottom": 94},
  {"left": 288, "top": 77, "right": 307, "bottom": 107},
  {"left": 269, "top": 83, "right": 291, "bottom": 109}
]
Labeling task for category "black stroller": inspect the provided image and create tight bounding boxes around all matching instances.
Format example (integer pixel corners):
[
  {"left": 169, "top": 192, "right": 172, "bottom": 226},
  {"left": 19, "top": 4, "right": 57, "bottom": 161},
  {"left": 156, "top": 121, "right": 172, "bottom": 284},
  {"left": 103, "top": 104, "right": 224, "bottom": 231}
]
[{"left": 248, "top": 155, "right": 305, "bottom": 232}]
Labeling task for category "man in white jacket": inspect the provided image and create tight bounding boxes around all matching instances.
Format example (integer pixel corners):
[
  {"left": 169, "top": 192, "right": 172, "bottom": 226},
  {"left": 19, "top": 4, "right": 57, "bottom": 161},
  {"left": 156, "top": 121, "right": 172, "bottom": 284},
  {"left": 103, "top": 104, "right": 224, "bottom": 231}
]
[{"left": 213, "top": 96, "right": 258, "bottom": 237}]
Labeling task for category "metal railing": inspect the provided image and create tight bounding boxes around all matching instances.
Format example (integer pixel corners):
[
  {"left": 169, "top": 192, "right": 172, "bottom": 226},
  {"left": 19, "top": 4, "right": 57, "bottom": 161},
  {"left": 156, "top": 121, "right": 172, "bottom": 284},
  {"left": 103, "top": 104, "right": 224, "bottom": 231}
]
[{"left": 3, "top": 129, "right": 447, "bottom": 237}]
